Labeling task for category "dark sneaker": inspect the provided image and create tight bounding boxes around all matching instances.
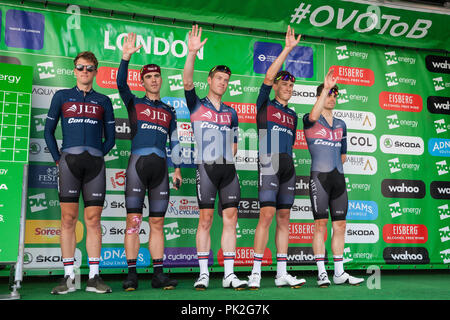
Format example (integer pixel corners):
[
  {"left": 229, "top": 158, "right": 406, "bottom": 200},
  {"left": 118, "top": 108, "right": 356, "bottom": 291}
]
[
  {"left": 151, "top": 273, "right": 178, "bottom": 290},
  {"left": 86, "top": 275, "right": 112, "bottom": 293},
  {"left": 122, "top": 272, "right": 138, "bottom": 291},
  {"left": 51, "top": 275, "right": 76, "bottom": 295}
]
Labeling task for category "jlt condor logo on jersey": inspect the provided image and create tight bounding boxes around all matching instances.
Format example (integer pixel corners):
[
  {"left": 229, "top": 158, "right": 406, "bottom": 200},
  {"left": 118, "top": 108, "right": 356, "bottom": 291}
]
[
  {"left": 191, "top": 105, "right": 232, "bottom": 126},
  {"left": 136, "top": 104, "right": 172, "bottom": 128},
  {"left": 62, "top": 102, "right": 104, "bottom": 119},
  {"left": 268, "top": 105, "right": 296, "bottom": 130}
]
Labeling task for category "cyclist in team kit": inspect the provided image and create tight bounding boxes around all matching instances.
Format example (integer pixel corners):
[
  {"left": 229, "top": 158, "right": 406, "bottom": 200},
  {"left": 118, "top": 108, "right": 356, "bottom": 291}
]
[
  {"left": 45, "top": 51, "right": 115, "bottom": 294},
  {"left": 248, "top": 26, "right": 306, "bottom": 290},
  {"left": 303, "top": 68, "right": 364, "bottom": 287},
  {"left": 117, "top": 33, "right": 182, "bottom": 291},
  {"left": 183, "top": 25, "right": 247, "bottom": 290}
]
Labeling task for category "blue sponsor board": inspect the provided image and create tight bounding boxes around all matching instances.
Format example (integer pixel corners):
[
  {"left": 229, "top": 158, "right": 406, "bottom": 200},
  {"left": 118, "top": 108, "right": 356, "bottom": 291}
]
[
  {"left": 347, "top": 200, "right": 378, "bottom": 220},
  {"left": 428, "top": 138, "right": 450, "bottom": 157},
  {"left": 100, "top": 247, "right": 151, "bottom": 268},
  {"left": 162, "top": 97, "right": 190, "bottom": 120},
  {"left": 5, "top": 10, "right": 45, "bottom": 50},
  {"left": 286, "top": 46, "right": 314, "bottom": 79},
  {"left": 28, "top": 165, "right": 58, "bottom": 189},
  {"left": 253, "top": 41, "right": 283, "bottom": 74}
]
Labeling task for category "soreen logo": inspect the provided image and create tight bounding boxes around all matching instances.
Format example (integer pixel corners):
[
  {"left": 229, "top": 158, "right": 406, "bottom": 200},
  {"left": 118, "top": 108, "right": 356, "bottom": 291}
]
[
  {"left": 382, "top": 224, "right": 428, "bottom": 243},
  {"left": 381, "top": 179, "right": 425, "bottom": 199},
  {"left": 383, "top": 247, "right": 429, "bottom": 264}
]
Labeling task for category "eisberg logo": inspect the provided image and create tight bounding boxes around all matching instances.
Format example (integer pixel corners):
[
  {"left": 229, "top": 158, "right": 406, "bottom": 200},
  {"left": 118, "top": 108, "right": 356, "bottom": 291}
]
[{"left": 382, "top": 224, "right": 428, "bottom": 244}]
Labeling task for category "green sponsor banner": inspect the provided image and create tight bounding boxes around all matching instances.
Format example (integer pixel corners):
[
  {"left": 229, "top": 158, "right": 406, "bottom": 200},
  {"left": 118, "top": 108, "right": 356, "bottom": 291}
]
[
  {"left": 0, "top": 62, "right": 32, "bottom": 263},
  {"left": 49, "top": 0, "right": 450, "bottom": 51},
  {"left": 1, "top": 2, "right": 449, "bottom": 273}
]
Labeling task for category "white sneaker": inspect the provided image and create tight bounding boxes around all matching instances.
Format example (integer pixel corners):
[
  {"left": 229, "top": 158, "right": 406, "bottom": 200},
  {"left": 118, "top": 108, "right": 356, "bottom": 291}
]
[
  {"left": 194, "top": 273, "right": 209, "bottom": 290},
  {"left": 248, "top": 273, "right": 261, "bottom": 290},
  {"left": 317, "top": 272, "right": 331, "bottom": 288},
  {"left": 223, "top": 273, "right": 248, "bottom": 290},
  {"left": 275, "top": 273, "right": 306, "bottom": 288},
  {"left": 333, "top": 272, "right": 364, "bottom": 285}
]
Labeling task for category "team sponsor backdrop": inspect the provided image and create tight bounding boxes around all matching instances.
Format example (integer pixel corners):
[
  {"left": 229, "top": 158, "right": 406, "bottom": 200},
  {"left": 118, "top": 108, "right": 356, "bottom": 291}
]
[{"left": 0, "top": 1, "right": 448, "bottom": 273}]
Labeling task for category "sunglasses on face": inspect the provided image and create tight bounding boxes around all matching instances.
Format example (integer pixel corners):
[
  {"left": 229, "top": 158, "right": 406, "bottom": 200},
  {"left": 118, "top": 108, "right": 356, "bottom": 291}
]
[
  {"left": 275, "top": 73, "right": 296, "bottom": 83},
  {"left": 75, "top": 64, "right": 96, "bottom": 72},
  {"left": 328, "top": 88, "right": 339, "bottom": 97},
  {"left": 210, "top": 65, "right": 232, "bottom": 76}
]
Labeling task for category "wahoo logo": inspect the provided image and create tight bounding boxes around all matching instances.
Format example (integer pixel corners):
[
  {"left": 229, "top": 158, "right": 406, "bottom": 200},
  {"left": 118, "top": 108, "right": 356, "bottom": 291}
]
[
  {"left": 164, "top": 222, "right": 180, "bottom": 241},
  {"left": 389, "top": 202, "right": 402, "bottom": 218},
  {"left": 440, "top": 249, "right": 450, "bottom": 264},
  {"left": 228, "top": 80, "right": 243, "bottom": 96},
  {"left": 426, "top": 55, "right": 450, "bottom": 74},
  {"left": 438, "top": 204, "right": 450, "bottom": 220},
  {"left": 434, "top": 119, "right": 448, "bottom": 134},
  {"left": 385, "top": 51, "right": 398, "bottom": 66},
  {"left": 385, "top": 72, "right": 398, "bottom": 87},
  {"left": 436, "top": 160, "right": 449, "bottom": 176},
  {"left": 433, "top": 77, "right": 445, "bottom": 91},
  {"left": 430, "top": 181, "right": 450, "bottom": 199},
  {"left": 168, "top": 74, "right": 184, "bottom": 91},
  {"left": 384, "top": 247, "right": 430, "bottom": 264},
  {"left": 388, "top": 158, "right": 401, "bottom": 174},
  {"left": 37, "top": 61, "right": 56, "bottom": 79},
  {"left": 439, "top": 226, "right": 450, "bottom": 242}
]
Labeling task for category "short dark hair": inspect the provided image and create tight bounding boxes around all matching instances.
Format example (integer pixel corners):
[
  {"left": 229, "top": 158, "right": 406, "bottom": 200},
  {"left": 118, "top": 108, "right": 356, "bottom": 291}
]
[
  {"left": 208, "top": 65, "right": 232, "bottom": 78},
  {"left": 316, "top": 83, "right": 338, "bottom": 96},
  {"left": 74, "top": 51, "right": 98, "bottom": 70}
]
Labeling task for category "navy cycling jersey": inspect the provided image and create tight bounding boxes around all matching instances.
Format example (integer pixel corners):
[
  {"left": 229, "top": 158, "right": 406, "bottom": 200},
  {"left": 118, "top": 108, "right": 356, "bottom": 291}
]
[
  {"left": 256, "top": 84, "right": 298, "bottom": 157},
  {"left": 44, "top": 86, "right": 116, "bottom": 162},
  {"left": 303, "top": 113, "right": 347, "bottom": 173},
  {"left": 185, "top": 88, "right": 239, "bottom": 163},
  {"left": 117, "top": 59, "right": 179, "bottom": 165}
]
